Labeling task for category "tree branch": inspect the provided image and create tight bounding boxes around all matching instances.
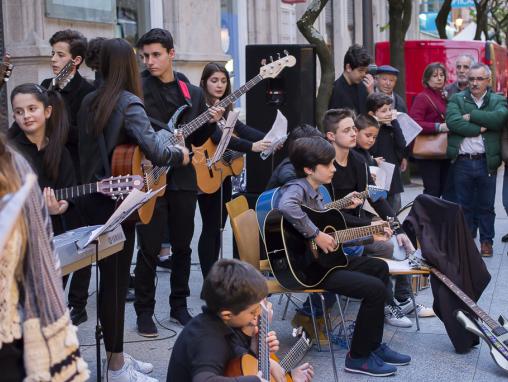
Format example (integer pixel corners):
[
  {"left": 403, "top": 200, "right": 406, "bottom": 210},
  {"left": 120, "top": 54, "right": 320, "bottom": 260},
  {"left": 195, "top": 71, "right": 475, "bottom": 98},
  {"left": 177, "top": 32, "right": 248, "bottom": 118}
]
[{"left": 436, "top": 0, "right": 452, "bottom": 39}]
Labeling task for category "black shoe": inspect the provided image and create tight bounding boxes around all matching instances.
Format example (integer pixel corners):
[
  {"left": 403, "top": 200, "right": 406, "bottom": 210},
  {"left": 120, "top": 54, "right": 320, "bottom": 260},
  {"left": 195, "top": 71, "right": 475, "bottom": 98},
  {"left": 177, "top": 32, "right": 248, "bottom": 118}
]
[
  {"left": 70, "top": 308, "right": 88, "bottom": 326},
  {"left": 170, "top": 308, "right": 193, "bottom": 326},
  {"left": 156, "top": 256, "right": 172, "bottom": 270},
  {"left": 125, "top": 289, "right": 135, "bottom": 303},
  {"left": 502, "top": 233, "right": 508, "bottom": 242},
  {"left": 137, "top": 313, "right": 158, "bottom": 337}
]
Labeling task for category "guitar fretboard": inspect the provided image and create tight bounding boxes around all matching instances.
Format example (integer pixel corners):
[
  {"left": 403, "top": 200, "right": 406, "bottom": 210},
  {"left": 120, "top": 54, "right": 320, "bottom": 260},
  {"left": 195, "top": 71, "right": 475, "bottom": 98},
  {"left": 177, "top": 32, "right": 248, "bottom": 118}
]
[
  {"left": 431, "top": 267, "right": 503, "bottom": 333},
  {"left": 258, "top": 309, "right": 270, "bottom": 379},
  {"left": 326, "top": 190, "right": 369, "bottom": 211},
  {"left": 334, "top": 223, "right": 389, "bottom": 243},
  {"left": 279, "top": 336, "right": 311, "bottom": 373},
  {"left": 55, "top": 183, "right": 98, "bottom": 200}
]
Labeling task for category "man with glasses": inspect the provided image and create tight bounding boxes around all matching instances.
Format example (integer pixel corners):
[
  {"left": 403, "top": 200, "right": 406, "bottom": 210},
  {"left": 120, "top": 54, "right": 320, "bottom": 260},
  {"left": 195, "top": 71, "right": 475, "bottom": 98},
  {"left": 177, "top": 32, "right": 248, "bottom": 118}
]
[
  {"left": 446, "top": 55, "right": 475, "bottom": 98},
  {"left": 446, "top": 63, "right": 508, "bottom": 256}
]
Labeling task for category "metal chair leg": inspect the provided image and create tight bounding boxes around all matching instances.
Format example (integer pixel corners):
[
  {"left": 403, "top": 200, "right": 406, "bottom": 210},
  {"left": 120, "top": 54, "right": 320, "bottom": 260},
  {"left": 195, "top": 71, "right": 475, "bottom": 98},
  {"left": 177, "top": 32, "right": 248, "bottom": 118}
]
[
  {"left": 308, "top": 294, "right": 322, "bottom": 352},
  {"left": 335, "top": 294, "right": 350, "bottom": 350},
  {"left": 281, "top": 293, "right": 291, "bottom": 320},
  {"left": 277, "top": 294, "right": 284, "bottom": 305},
  {"left": 409, "top": 288, "right": 420, "bottom": 331},
  {"left": 320, "top": 293, "right": 339, "bottom": 382}
]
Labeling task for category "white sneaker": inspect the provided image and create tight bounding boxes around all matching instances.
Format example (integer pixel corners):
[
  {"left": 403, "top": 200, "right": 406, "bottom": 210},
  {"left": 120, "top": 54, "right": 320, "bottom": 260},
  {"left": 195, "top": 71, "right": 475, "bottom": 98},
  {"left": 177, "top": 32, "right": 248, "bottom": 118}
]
[
  {"left": 398, "top": 299, "right": 435, "bottom": 318},
  {"left": 384, "top": 305, "right": 412, "bottom": 328},
  {"left": 124, "top": 353, "right": 154, "bottom": 374},
  {"left": 107, "top": 362, "right": 158, "bottom": 382}
]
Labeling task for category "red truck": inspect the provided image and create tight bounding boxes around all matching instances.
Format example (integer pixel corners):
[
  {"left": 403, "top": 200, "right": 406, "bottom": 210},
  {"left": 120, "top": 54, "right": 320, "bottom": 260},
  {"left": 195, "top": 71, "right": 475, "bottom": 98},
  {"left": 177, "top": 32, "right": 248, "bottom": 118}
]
[{"left": 375, "top": 40, "right": 508, "bottom": 109}]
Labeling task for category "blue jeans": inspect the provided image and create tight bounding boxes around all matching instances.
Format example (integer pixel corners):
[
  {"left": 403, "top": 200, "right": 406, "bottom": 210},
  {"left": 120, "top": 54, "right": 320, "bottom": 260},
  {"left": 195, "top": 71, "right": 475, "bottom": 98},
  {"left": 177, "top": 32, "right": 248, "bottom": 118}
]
[{"left": 454, "top": 157, "right": 496, "bottom": 243}]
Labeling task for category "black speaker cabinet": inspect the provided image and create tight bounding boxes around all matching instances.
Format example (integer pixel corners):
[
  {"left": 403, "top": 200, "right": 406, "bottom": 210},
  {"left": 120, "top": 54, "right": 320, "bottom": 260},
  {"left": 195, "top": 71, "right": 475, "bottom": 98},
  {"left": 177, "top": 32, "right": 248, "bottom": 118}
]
[{"left": 245, "top": 44, "right": 316, "bottom": 194}]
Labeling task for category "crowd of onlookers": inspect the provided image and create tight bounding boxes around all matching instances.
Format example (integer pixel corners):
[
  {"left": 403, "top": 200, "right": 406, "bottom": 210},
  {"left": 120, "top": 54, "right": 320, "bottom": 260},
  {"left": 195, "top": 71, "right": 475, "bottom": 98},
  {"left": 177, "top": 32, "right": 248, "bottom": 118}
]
[{"left": 328, "top": 44, "right": 508, "bottom": 258}]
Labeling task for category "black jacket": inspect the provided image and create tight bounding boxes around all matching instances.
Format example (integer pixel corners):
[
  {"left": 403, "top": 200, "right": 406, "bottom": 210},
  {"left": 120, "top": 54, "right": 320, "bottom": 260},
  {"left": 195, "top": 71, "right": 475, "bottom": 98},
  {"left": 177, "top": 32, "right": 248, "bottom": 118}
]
[
  {"left": 8, "top": 127, "right": 81, "bottom": 234},
  {"left": 353, "top": 147, "right": 377, "bottom": 167},
  {"left": 326, "top": 150, "right": 399, "bottom": 228},
  {"left": 393, "top": 92, "right": 408, "bottom": 113},
  {"left": 329, "top": 74, "right": 368, "bottom": 115},
  {"left": 142, "top": 73, "right": 215, "bottom": 191},
  {"left": 78, "top": 90, "right": 183, "bottom": 183},
  {"left": 403, "top": 194, "right": 491, "bottom": 353},
  {"left": 370, "top": 119, "right": 407, "bottom": 194},
  {"left": 41, "top": 71, "right": 95, "bottom": 179},
  {"left": 266, "top": 158, "right": 296, "bottom": 190}
]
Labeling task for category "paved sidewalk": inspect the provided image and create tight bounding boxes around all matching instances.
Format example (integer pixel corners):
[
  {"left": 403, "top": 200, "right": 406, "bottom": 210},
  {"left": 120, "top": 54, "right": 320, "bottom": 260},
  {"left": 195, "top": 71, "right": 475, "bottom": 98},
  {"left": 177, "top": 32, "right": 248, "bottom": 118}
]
[{"left": 76, "top": 171, "right": 508, "bottom": 381}]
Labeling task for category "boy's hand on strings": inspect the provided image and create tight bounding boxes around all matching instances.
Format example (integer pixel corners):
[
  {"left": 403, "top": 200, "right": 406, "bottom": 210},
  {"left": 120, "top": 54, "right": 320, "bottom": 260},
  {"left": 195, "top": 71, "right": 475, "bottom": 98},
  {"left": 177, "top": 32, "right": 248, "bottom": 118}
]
[
  {"left": 344, "top": 191, "right": 363, "bottom": 209},
  {"left": 292, "top": 363, "right": 314, "bottom": 382},
  {"left": 371, "top": 220, "right": 393, "bottom": 241},
  {"left": 43, "top": 187, "right": 68, "bottom": 215},
  {"left": 315, "top": 231, "right": 337, "bottom": 254}
]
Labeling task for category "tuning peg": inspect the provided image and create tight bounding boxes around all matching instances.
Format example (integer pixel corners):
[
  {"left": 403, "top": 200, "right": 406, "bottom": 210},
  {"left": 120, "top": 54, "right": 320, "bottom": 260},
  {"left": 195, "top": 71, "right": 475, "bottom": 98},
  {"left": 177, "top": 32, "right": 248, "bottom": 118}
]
[
  {"left": 284, "top": 50, "right": 289, "bottom": 56},
  {"left": 270, "top": 56, "right": 274, "bottom": 63},
  {"left": 261, "top": 58, "right": 267, "bottom": 66},
  {"left": 277, "top": 53, "right": 281, "bottom": 60}
]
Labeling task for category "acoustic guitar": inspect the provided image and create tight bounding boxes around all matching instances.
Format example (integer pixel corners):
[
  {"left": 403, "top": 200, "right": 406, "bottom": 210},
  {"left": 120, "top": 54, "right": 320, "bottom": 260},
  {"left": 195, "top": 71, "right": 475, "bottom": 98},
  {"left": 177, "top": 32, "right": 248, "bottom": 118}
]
[
  {"left": 408, "top": 253, "right": 508, "bottom": 372},
  {"left": 225, "top": 303, "right": 312, "bottom": 380},
  {"left": 112, "top": 53, "right": 296, "bottom": 224},
  {"left": 48, "top": 59, "right": 75, "bottom": 90},
  {"left": 263, "top": 206, "right": 398, "bottom": 289}
]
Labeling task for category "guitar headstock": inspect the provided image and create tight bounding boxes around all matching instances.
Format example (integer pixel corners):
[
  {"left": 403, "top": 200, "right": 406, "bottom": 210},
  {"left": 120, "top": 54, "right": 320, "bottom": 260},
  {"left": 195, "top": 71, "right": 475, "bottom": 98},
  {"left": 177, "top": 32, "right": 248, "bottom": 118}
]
[
  {"left": 292, "top": 326, "right": 312, "bottom": 347},
  {"left": 0, "top": 54, "right": 13, "bottom": 86},
  {"left": 98, "top": 175, "right": 144, "bottom": 199},
  {"left": 386, "top": 216, "right": 400, "bottom": 231},
  {"left": 259, "top": 51, "right": 296, "bottom": 79},
  {"left": 51, "top": 59, "right": 75, "bottom": 89}
]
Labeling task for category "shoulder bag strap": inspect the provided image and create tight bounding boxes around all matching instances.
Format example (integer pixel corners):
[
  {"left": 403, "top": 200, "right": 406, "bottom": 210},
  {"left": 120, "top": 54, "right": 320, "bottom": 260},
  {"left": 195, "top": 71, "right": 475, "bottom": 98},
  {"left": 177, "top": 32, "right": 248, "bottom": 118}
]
[{"left": 423, "top": 93, "right": 445, "bottom": 121}]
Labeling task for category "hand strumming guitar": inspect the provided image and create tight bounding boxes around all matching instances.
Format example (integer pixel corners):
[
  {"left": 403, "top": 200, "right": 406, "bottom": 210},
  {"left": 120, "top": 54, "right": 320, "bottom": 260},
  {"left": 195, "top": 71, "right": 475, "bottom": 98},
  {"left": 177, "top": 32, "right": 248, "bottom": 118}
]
[
  {"left": 175, "top": 145, "right": 190, "bottom": 166},
  {"left": 314, "top": 231, "right": 337, "bottom": 254}
]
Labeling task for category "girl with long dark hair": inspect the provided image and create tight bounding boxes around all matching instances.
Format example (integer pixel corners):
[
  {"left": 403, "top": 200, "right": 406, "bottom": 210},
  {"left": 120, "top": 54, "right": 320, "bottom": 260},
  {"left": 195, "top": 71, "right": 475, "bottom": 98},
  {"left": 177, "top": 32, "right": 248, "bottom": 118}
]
[
  {"left": 78, "top": 38, "right": 188, "bottom": 382},
  {"left": 196, "top": 62, "right": 270, "bottom": 281}
]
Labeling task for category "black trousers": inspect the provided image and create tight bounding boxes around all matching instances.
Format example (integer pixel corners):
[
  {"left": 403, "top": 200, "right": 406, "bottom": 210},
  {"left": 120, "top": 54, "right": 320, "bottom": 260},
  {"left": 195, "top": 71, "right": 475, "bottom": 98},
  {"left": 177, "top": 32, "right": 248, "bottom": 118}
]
[
  {"left": 197, "top": 177, "right": 232, "bottom": 280},
  {"left": 135, "top": 189, "right": 197, "bottom": 315},
  {"left": 319, "top": 256, "right": 389, "bottom": 358},
  {"left": 64, "top": 265, "right": 92, "bottom": 311},
  {"left": 0, "top": 340, "right": 25, "bottom": 381},
  {"left": 415, "top": 158, "right": 450, "bottom": 198},
  {"left": 81, "top": 195, "right": 135, "bottom": 353}
]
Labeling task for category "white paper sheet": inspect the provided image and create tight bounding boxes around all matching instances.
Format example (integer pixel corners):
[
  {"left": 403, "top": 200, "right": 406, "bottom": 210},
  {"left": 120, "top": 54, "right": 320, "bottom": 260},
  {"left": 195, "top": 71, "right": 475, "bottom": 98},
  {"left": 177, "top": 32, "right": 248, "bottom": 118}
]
[
  {"left": 370, "top": 161, "right": 395, "bottom": 191},
  {"left": 261, "top": 110, "right": 288, "bottom": 160},
  {"left": 397, "top": 112, "right": 423, "bottom": 146},
  {"left": 210, "top": 110, "right": 239, "bottom": 166}
]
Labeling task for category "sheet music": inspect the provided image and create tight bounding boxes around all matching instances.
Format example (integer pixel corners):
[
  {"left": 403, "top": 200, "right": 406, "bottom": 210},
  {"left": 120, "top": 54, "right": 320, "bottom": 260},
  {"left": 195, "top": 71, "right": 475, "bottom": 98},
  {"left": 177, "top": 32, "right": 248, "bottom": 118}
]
[
  {"left": 370, "top": 161, "right": 395, "bottom": 191},
  {"left": 209, "top": 110, "right": 240, "bottom": 166},
  {"left": 397, "top": 112, "right": 422, "bottom": 147},
  {"left": 261, "top": 110, "right": 288, "bottom": 160},
  {"left": 0, "top": 174, "right": 37, "bottom": 256},
  {"left": 78, "top": 187, "right": 163, "bottom": 248}
]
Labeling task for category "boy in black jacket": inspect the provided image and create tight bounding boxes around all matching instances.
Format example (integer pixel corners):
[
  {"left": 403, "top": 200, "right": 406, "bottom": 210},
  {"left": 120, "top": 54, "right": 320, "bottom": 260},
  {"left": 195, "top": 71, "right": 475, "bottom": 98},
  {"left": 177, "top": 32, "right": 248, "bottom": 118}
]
[
  {"left": 134, "top": 28, "right": 223, "bottom": 334},
  {"left": 367, "top": 92, "right": 408, "bottom": 213}
]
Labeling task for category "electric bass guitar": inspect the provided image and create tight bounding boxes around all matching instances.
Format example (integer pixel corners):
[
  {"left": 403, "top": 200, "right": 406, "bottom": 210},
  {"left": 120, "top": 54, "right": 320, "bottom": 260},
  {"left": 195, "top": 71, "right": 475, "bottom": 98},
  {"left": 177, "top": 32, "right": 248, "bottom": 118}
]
[
  {"left": 263, "top": 206, "right": 397, "bottom": 289},
  {"left": 112, "top": 53, "right": 296, "bottom": 224},
  {"left": 0, "top": 54, "right": 13, "bottom": 89},
  {"left": 256, "top": 185, "right": 387, "bottom": 238},
  {"left": 54, "top": 175, "right": 143, "bottom": 201},
  {"left": 408, "top": 253, "right": 508, "bottom": 372},
  {"left": 225, "top": 303, "right": 312, "bottom": 380}
]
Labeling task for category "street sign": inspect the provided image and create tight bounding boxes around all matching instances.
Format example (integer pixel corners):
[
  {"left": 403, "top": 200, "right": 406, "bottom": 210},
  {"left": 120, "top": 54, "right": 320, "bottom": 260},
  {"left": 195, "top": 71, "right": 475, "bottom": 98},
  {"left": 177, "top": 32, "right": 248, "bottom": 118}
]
[{"left": 452, "top": 0, "right": 475, "bottom": 8}]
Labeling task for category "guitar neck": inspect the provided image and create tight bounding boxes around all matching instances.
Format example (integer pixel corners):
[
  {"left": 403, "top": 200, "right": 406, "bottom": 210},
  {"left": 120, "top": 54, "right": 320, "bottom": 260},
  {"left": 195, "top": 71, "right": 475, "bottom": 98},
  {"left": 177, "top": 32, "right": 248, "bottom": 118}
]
[
  {"left": 279, "top": 336, "right": 311, "bottom": 373},
  {"left": 55, "top": 183, "right": 98, "bottom": 200},
  {"left": 334, "top": 222, "right": 388, "bottom": 244},
  {"left": 258, "top": 309, "right": 271, "bottom": 378},
  {"left": 326, "top": 190, "right": 369, "bottom": 210},
  {"left": 180, "top": 74, "right": 264, "bottom": 139},
  {"left": 430, "top": 267, "right": 501, "bottom": 332}
]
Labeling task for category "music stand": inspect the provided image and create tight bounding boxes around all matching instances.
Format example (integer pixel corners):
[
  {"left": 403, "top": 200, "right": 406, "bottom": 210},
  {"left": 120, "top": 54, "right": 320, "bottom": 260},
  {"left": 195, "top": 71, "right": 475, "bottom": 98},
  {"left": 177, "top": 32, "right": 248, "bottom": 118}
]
[
  {"left": 208, "top": 111, "right": 239, "bottom": 259},
  {"left": 76, "top": 187, "right": 164, "bottom": 382},
  {"left": 0, "top": 174, "right": 37, "bottom": 257}
]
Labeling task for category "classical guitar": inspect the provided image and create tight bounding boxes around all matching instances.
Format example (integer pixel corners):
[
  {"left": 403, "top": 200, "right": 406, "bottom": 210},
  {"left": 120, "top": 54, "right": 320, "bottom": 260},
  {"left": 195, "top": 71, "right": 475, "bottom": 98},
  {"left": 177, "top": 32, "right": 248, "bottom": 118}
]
[
  {"left": 112, "top": 53, "right": 296, "bottom": 224},
  {"left": 54, "top": 175, "right": 143, "bottom": 201},
  {"left": 408, "top": 254, "right": 508, "bottom": 372},
  {"left": 256, "top": 185, "right": 387, "bottom": 238},
  {"left": 48, "top": 60, "right": 74, "bottom": 90},
  {"left": 225, "top": 303, "right": 311, "bottom": 380},
  {"left": 263, "top": 206, "right": 398, "bottom": 289},
  {"left": 0, "top": 54, "right": 13, "bottom": 89}
]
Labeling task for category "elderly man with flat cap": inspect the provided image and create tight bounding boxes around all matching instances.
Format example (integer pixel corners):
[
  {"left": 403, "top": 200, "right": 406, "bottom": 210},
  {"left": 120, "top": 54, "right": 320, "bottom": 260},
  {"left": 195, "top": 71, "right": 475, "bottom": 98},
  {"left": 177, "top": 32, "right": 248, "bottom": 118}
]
[{"left": 375, "top": 65, "right": 408, "bottom": 113}]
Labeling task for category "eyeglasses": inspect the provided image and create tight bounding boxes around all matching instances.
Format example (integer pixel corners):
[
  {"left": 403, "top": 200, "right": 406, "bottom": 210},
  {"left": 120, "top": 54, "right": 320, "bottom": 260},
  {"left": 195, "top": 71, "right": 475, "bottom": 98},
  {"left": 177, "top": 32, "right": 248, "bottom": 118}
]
[
  {"left": 456, "top": 65, "right": 470, "bottom": 69},
  {"left": 468, "top": 77, "right": 488, "bottom": 82}
]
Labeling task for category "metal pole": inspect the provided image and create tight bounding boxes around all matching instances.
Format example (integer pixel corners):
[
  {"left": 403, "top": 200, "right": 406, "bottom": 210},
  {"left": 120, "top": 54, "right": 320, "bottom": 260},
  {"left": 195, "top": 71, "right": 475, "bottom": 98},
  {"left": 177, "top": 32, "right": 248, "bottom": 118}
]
[{"left": 362, "top": 0, "right": 374, "bottom": 57}]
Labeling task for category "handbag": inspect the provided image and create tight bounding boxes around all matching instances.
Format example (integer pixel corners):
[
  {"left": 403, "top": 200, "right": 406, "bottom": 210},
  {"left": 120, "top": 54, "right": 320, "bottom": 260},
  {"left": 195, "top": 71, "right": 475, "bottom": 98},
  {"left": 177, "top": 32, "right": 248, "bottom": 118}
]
[{"left": 412, "top": 93, "right": 448, "bottom": 159}]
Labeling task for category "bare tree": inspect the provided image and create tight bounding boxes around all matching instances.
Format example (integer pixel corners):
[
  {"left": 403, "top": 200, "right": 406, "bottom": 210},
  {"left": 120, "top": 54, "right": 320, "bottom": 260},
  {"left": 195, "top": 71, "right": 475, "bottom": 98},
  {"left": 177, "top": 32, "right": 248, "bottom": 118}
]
[
  {"left": 436, "top": 0, "right": 453, "bottom": 39},
  {"left": 488, "top": 0, "right": 508, "bottom": 46},
  {"left": 297, "top": 0, "right": 333, "bottom": 131},
  {"left": 473, "top": 0, "right": 489, "bottom": 40},
  {"left": 388, "top": 0, "right": 412, "bottom": 100}
]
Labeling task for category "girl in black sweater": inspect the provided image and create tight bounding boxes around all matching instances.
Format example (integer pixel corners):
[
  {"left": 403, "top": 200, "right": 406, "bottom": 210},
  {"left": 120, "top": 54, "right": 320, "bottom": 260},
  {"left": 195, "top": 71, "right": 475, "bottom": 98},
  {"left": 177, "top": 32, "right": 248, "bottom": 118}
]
[{"left": 197, "top": 62, "right": 270, "bottom": 280}]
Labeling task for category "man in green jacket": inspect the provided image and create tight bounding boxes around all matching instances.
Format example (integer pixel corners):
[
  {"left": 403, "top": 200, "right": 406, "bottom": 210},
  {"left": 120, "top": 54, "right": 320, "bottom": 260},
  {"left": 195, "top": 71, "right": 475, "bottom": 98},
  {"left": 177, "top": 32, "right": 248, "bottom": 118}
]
[{"left": 446, "top": 63, "right": 508, "bottom": 256}]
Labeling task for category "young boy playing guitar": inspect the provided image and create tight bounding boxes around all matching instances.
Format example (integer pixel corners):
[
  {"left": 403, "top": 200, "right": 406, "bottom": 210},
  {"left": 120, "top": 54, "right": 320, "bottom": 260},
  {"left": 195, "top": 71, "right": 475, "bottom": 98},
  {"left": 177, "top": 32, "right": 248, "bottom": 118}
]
[
  {"left": 276, "top": 136, "right": 411, "bottom": 376},
  {"left": 166, "top": 258, "right": 313, "bottom": 382}
]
